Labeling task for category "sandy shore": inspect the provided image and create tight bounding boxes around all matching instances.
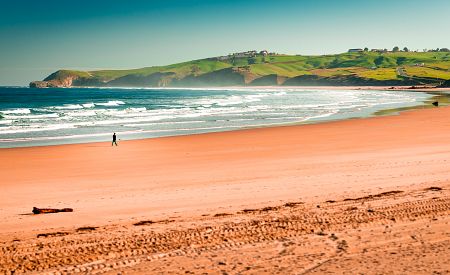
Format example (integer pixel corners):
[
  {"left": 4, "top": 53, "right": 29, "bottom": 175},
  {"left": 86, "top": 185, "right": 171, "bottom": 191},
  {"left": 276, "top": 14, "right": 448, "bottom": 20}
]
[{"left": 1, "top": 106, "right": 450, "bottom": 273}]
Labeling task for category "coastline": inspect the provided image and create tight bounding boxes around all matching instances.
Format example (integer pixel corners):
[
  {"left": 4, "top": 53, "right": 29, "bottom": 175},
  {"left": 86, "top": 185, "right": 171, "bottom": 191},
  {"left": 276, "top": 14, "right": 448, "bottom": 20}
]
[
  {"left": 26, "top": 84, "right": 450, "bottom": 92},
  {"left": 0, "top": 86, "right": 444, "bottom": 149},
  {"left": 1, "top": 104, "right": 450, "bottom": 273},
  {"left": 1, "top": 105, "right": 450, "bottom": 232}
]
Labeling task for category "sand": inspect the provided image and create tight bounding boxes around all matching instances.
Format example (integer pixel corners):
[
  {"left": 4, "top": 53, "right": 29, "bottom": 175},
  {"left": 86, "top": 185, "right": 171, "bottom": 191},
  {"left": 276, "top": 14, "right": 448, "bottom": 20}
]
[{"left": 1, "top": 105, "right": 450, "bottom": 274}]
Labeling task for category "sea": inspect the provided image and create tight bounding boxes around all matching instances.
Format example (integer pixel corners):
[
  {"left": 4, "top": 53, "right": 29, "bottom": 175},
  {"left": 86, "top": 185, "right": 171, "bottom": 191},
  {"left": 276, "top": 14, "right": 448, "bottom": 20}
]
[{"left": 0, "top": 87, "right": 431, "bottom": 148}]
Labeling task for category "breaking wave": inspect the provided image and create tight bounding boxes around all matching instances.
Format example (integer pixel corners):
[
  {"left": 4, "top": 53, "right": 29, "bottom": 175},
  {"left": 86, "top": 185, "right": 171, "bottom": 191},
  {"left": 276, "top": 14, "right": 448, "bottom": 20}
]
[{"left": 0, "top": 87, "right": 431, "bottom": 147}]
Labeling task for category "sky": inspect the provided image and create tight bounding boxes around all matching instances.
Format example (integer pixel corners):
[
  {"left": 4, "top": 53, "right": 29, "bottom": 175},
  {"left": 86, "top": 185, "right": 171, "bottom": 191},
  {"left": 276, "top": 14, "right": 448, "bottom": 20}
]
[{"left": 0, "top": 0, "right": 449, "bottom": 86}]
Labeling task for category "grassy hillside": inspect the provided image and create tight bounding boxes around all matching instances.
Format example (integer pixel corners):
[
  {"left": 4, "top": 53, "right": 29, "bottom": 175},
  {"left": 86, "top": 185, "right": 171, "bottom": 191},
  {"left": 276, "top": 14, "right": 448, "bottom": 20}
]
[{"left": 31, "top": 51, "right": 450, "bottom": 88}]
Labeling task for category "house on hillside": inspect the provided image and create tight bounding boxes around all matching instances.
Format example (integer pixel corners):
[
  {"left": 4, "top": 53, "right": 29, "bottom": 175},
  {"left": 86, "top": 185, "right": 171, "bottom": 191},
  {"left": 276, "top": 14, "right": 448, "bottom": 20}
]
[
  {"left": 217, "top": 56, "right": 229, "bottom": 61},
  {"left": 370, "top": 49, "right": 387, "bottom": 53},
  {"left": 348, "top": 48, "right": 363, "bottom": 53},
  {"left": 232, "top": 50, "right": 257, "bottom": 58}
]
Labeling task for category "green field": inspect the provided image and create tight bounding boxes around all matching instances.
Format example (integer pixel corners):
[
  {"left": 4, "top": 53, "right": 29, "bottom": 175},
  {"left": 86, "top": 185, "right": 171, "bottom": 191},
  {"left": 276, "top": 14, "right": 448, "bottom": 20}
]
[{"left": 34, "top": 51, "right": 450, "bottom": 87}]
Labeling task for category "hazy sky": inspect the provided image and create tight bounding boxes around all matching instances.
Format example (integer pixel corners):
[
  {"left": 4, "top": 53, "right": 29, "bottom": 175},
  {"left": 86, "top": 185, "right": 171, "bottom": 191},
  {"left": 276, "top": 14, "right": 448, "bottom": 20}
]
[{"left": 1, "top": 0, "right": 449, "bottom": 85}]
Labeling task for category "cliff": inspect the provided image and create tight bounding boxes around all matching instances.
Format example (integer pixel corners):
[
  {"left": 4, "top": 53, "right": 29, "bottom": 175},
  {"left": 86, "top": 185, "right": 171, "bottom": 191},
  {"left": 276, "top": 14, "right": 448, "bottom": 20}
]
[{"left": 30, "top": 51, "right": 450, "bottom": 88}]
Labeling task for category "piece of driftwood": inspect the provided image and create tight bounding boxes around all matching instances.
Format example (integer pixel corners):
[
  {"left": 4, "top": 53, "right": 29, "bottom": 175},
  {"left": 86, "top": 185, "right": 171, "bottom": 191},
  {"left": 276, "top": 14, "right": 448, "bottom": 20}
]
[{"left": 32, "top": 207, "right": 73, "bottom": 214}]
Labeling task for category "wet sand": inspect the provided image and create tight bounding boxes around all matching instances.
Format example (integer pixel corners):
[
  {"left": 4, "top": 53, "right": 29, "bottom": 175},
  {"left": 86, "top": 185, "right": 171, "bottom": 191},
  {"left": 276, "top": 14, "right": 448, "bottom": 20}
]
[{"left": 1, "top": 105, "right": 450, "bottom": 273}]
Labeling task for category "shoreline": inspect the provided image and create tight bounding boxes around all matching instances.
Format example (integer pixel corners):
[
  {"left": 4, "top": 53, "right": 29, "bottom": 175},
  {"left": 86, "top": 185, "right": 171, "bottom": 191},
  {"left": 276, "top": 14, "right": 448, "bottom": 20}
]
[
  {"left": 1, "top": 105, "right": 450, "bottom": 235},
  {"left": 0, "top": 86, "right": 444, "bottom": 149},
  {"left": 25, "top": 84, "right": 450, "bottom": 92},
  {"left": 1, "top": 103, "right": 450, "bottom": 273}
]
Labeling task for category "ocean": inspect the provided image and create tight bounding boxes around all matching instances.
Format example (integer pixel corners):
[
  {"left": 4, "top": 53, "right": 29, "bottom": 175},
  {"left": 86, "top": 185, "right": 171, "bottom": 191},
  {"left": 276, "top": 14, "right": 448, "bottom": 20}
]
[{"left": 0, "top": 87, "right": 431, "bottom": 148}]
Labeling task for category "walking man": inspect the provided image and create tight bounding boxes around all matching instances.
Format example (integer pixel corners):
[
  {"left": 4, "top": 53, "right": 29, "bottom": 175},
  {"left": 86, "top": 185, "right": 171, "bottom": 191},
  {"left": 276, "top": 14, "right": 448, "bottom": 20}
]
[{"left": 112, "top": 133, "right": 118, "bottom": 146}]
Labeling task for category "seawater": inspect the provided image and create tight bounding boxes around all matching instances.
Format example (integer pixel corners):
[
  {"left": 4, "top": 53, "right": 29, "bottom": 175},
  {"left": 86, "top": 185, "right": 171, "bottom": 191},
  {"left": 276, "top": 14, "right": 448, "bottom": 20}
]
[{"left": 0, "top": 87, "right": 431, "bottom": 148}]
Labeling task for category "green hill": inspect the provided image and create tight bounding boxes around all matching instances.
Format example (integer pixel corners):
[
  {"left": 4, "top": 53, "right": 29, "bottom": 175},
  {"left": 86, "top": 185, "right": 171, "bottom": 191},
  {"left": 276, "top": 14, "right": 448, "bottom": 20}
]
[{"left": 30, "top": 51, "right": 450, "bottom": 88}]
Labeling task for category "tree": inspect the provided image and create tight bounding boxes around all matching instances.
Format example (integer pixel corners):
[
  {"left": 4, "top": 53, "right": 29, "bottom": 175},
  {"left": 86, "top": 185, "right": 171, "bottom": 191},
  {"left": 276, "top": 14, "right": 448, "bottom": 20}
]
[
  {"left": 364, "top": 47, "right": 369, "bottom": 52},
  {"left": 393, "top": 46, "right": 400, "bottom": 52},
  {"left": 403, "top": 47, "right": 409, "bottom": 52}
]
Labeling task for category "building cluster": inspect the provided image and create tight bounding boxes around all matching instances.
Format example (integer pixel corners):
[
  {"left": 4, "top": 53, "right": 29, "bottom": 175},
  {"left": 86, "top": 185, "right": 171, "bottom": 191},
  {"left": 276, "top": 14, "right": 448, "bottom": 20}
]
[
  {"left": 217, "top": 50, "right": 272, "bottom": 61},
  {"left": 349, "top": 47, "right": 450, "bottom": 53},
  {"left": 348, "top": 48, "right": 389, "bottom": 53}
]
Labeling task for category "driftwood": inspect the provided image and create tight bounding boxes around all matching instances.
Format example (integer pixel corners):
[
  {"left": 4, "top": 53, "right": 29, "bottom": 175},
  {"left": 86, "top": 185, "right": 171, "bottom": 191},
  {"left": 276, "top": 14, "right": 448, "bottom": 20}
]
[{"left": 32, "top": 207, "right": 73, "bottom": 214}]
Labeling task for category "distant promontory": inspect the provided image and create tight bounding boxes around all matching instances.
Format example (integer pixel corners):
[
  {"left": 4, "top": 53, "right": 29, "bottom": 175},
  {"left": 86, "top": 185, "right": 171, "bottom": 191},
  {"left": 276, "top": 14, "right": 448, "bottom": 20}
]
[{"left": 30, "top": 49, "right": 450, "bottom": 88}]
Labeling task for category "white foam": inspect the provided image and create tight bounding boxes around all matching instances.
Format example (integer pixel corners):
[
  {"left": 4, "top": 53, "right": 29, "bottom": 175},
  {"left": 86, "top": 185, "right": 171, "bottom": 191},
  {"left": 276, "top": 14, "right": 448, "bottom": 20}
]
[
  {"left": 4, "top": 113, "right": 59, "bottom": 119},
  {"left": 95, "top": 100, "right": 126, "bottom": 106},
  {"left": 0, "top": 108, "right": 31, "bottom": 114},
  {"left": 0, "top": 88, "right": 433, "bottom": 147},
  {"left": 0, "top": 123, "right": 78, "bottom": 134},
  {"left": 65, "top": 110, "right": 97, "bottom": 117},
  {"left": 53, "top": 104, "right": 84, "bottom": 110},
  {"left": 82, "top": 103, "right": 95, "bottom": 108},
  {"left": 129, "top": 107, "right": 147, "bottom": 112},
  {"left": 0, "top": 120, "right": 13, "bottom": 125},
  {"left": 304, "top": 111, "right": 339, "bottom": 121},
  {"left": 126, "top": 120, "right": 206, "bottom": 127}
]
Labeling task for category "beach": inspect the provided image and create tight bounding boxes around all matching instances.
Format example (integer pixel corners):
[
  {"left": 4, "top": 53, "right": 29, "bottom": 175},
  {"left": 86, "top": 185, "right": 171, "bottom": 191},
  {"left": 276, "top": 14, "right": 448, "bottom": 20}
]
[
  {"left": 1, "top": 105, "right": 450, "bottom": 273},
  {"left": 0, "top": 87, "right": 435, "bottom": 148}
]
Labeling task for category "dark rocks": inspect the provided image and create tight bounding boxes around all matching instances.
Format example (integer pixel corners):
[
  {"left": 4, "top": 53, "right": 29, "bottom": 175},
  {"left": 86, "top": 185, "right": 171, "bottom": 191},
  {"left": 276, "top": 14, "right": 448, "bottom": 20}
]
[
  {"left": 32, "top": 207, "right": 73, "bottom": 214},
  {"left": 29, "top": 81, "right": 49, "bottom": 88},
  {"left": 439, "top": 80, "right": 450, "bottom": 87}
]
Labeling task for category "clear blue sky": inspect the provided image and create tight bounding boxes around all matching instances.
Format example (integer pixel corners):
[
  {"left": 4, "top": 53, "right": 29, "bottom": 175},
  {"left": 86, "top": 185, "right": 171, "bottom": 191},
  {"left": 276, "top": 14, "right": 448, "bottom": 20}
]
[{"left": 1, "top": 0, "right": 449, "bottom": 85}]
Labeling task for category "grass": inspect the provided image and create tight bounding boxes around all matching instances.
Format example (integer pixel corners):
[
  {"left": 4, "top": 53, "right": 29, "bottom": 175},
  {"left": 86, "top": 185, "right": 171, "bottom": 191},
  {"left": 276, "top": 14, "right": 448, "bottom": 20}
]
[
  {"left": 44, "top": 51, "right": 450, "bottom": 85},
  {"left": 357, "top": 68, "right": 399, "bottom": 80},
  {"left": 310, "top": 67, "right": 364, "bottom": 77},
  {"left": 89, "top": 59, "right": 231, "bottom": 81},
  {"left": 404, "top": 66, "right": 450, "bottom": 80},
  {"left": 44, "top": 70, "right": 91, "bottom": 81},
  {"left": 250, "top": 63, "right": 311, "bottom": 77}
]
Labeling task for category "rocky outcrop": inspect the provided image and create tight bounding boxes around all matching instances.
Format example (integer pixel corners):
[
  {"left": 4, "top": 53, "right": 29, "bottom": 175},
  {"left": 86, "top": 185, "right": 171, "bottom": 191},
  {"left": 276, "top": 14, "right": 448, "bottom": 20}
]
[
  {"left": 29, "top": 81, "right": 51, "bottom": 88},
  {"left": 29, "top": 70, "right": 100, "bottom": 88}
]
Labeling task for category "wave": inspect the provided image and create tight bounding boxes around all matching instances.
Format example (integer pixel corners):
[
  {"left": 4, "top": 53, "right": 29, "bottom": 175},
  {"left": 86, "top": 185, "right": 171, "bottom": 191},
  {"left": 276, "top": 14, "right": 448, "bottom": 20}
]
[
  {"left": 125, "top": 120, "right": 206, "bottom": 127},
  {"left": 3, "top": 113, "right": 59, "bottom": 119},
  {"left": 0, "top": 108, "right": 31, "bottom": 114},
  {"left": 82, "top": 103, "right": 95, "bottom": 108},
  {"left": 0, "top": 123, "right": 79, "bottom": 134},
  {"left": 45, "top": 100, "right": 125, "bottom": 111},
  {"left": 65, "top": 110, "right": 97, "bottom": 117},
  {"left": 303, "top": 111, "right": 339, "bottom": 121},
  {"left": 95, "top": 100, "right": 126, "bottom": 106},
  {"left": 129, "top": 107, "right": 146, "bottom": 112},
  {"left": 0, "top": 120, "right": 12, "bottom": 125},
  {"left": 53, "top": 104, "right": 84, "bottom": 110},
  {"left": 183, "top": 92, "right": 284, "bottom": 107},
  {"left": 0, "top": 89, "right": 432, "bottom": 147}
]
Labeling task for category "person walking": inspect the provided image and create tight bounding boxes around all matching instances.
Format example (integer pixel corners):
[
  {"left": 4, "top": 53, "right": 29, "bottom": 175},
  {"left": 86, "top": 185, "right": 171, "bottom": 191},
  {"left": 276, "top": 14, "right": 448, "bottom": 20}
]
[{"left": 112, "top": 133, "right": 118, "bottom": 146}]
